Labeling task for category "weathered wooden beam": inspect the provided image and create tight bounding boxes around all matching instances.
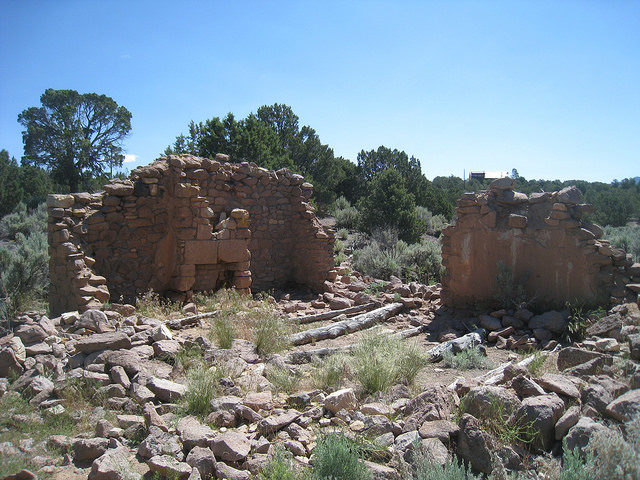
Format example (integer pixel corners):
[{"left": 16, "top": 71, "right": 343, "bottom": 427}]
[
  {"left": 166, "top": 311, "right": 219, "bottom": 329},
  {"left": 284, "top": 324, "right": 427, "bottom": 364},
  {"left": 292, "top": 302, "right": 376, "bottom": 324},
  {"left": 286, "top": 303, "right": 404, "bottom": 346}
]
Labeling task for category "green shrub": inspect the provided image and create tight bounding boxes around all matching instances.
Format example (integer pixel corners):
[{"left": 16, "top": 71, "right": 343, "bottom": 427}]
[
  {"left": 336, "top": 228, "right": 349, "bottom": 240},
  {"left": 416, "top": 206, "right": 448, "bottom": 236},
  {"left": 352, "top": 229, "right": 443, "bottom": 284},
  {"left": 603, "top": 224, "right": 640, "bottom": 262},
  {"left": 356, "top": 169, "right": 426, "bottom": 243},
  {"left": 331, "top": 196, "right": 359, "bottom": 229},
  {"left": 259, "top": 446, "right": 308, "bottom": 480},
  {"left": 135, "top": 290, "right": 183, "bottom": 318},
  {"left": 266, "top": 366, "right": 301, "bottom": 394},
  {"left": 442, "top": 347, "right": 492, "bottom": 370},
  {"left": 581, "top": 414, "right": 640, "bottom": 479},
  {"left": 413, "top": 454, "right": 481, "bottom": 480},
  {"left": 174, "top": 345, "right": 205, "bottom": 373},
  {"left": 334, "top": 238, "right": 347, "bottom": 266},
  {"left": 312, "top": 432, "right": 371, "bottom": 480},
  {"left": 0, "top": 229, "right": 49, "bottom": 322},
  {"left": 458, "top": 395, "right": 536, "bottom": 449},
  {"left": 179, "top": 366, "right": 222, "bottom": 418},
  {"left": 0, "top": 202, "right": 47, "bottom": 240},
  {"left": 525, "top": 350, "right": 547, "bottom": 376},
  {"left": 563, "top": 303, "right": 606, "bottom": 343}
]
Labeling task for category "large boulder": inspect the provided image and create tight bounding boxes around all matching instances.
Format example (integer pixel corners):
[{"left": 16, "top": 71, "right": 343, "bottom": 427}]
[
  {"left": 257, "top": 409, "right": 301, "bottom": 436},
  {"left": 460, "top": 386, "right": 521, "bottom": 421},
  {"left": 186, "top": 446, "right": 217, "bottom": 480},
  {"left": 565, "top": 417, "right": 611, "bottom": 452},
  {"left": 89, "top": 446, "right": 141, "bottom": 480},
  {"left": 512, "top": 394, "right": 565, "bottom": 450},
  {"left": 536, "top": 374, "right": 580, "bottom": 399},
  {"left": 146, "top": 377, "right": 187, "bottom": 402},
  {"left": 324, "top": 388, "right": 357, "bottom": 414},
  {"left": 403, "top": 385, "right": 458, "bottom": 431},
  {"left": 528, "top": 311, "right": 567, "bottom": 334},
  {"left": 556, "top": 347, "right": 610, "bottom": 371},
  {"left": 137, "top": 426, "right": 183, "bottom": 460},
  {"left": 75, "top": 332, "right": 131, "bottom": 354},
  {"left": 147, "top": 455, "right": 192, "bottom": 480},
  {"left": 605, "top": 389, "right": 640, "bottom": 422},
  {"left": 72, "top": 437, "right": 110, "bottom": 463},
  {"left": 457, "top": 414, "right": 495, "bottom": 474},
  {"left": 177, "top": 416, "right": 216, "bottom": 450},
  {"left": 0, "top": 347, "right": 24, "bottom": 377},
  {"left": 209, "top": 431, "right": 250, "bottom": 462}
]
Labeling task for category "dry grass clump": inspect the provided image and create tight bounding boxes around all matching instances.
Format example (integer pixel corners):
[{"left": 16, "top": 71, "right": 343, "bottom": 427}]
[
  {"left": 135, "top": 290, "right": 183, "bottom": 319},
  {"left": 206, "top": 289, "right": 291, "bottom": 354},
  {"left": 179, "top": 365, "right": 224, "bottom": 418},
  {"left": 313, "top": 332, "right": 427, "bottom": 395}
]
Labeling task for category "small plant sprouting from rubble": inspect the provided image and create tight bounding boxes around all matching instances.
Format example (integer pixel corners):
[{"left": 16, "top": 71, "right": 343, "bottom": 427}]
[
  {"left": 258, "top": 445, "right": 308, "bottom": 480},
  {"left": 494, "top": 261, "right": 530, "bottom": 310},
  {"left": 563, "top": 301, "right": 607, "bottom": 343},
  {"left": 442, "top": 346, "right": 493, "bottom": 370}
]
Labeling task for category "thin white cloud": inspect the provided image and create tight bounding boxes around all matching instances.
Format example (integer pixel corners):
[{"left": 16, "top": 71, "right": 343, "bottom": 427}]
[
  {"left": 120, "top": 54, "right": 132, "bottom": 60},
  {"left": 123, "top": 154, "right": 139, "bottom": 163}
]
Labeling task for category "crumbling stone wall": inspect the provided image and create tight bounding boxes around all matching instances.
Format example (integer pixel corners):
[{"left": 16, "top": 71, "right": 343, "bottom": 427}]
[
  {"left": 48, "top": 154, "right": 335, "bottom": 315},
  {"left": 441, "top": 178, "right": 639, "bottom": 310}
]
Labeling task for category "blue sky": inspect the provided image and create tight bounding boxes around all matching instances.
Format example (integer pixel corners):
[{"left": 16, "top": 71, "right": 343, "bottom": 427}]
[{"left": 1, "top": 1, "right": 638, "bottom": 182}]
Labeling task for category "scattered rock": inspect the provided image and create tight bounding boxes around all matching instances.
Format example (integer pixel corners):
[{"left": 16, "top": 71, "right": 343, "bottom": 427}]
[
  {"left": 512, "top": 394, "right": 565, "bottom": 450},
  {"left": 75, "top": 332, "right": 131, "bottom": 354},
  {"left": 457, "top": 414, "right": 495, "bottom": 474},
  {"left": 72, "top": 437, "right": 109, "bottom": 463},
  {"left": 89, "top": 446, "right": 139, "bottom": 480},
  {"left": 324, "top": 388, "right": 357, "bottom": 414},
  {"left": 565, "top": 417, "right": 611, "bottom": 452},
  {"left": 209, "top": 431, "right": 251, "bottom": 462},
  {"left": 147, "top": 454, "right": 192, "bottom": 480},
  {"left": 605, "top": 389, "right": 640, "bottom": 422}
]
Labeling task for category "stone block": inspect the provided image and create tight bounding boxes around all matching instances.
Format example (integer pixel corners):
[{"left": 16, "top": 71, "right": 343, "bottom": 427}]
[
  {"left": 47, "top": 194, "right": 74, "bottom": 208},
  {"left": 218, "top": 240, "right": 250, "bottom": 263},
  {"left": 184, "top": 241, "right": 218, "bottom": 264}
]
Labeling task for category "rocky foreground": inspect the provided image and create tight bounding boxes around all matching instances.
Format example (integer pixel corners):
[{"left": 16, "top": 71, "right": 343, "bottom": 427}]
[{"left": 1, "top": 279, "right": 640, "bottom": 479}]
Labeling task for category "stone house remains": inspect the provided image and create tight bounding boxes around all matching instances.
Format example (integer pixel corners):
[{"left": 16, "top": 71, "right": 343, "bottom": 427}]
[
  {"left": 47, "top": 154, "right": 335, "bottom": 315},
  {"left": 441, "top": 178, "right": 639, "bottom": 310}
]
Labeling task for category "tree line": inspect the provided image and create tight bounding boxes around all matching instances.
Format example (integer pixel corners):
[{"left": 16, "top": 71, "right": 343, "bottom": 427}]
[{"left": 2, "top": 90, "right": 639, "bottom": 233}]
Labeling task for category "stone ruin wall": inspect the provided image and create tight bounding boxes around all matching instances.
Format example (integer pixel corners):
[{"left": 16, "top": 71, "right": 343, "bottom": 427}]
[
  {"left": 441, "top": 178, "right": 640, "bottom": 310},
  {"left": 47, "top": 154, "right": 335, "bottom": 316}
]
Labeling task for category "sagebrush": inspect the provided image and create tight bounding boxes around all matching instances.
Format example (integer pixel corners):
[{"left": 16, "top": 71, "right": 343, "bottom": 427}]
[{"left": 353, "top": 228, "right": 443, "bottom": 284}]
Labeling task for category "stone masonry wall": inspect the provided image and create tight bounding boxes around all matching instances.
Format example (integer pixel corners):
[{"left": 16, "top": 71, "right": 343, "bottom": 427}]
[
  {"left": 48, "top": 154, "right": 335, "bottom": 315},
  {"left": 441, "top": 178, "right": 639, "bottom": 310}
]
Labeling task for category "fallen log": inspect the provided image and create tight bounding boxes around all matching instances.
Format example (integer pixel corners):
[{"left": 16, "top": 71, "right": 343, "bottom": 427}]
[
  {"left": 286, "top": 303, "right": 404, "bottom": 346},
  {"left": 166, "top": 311, "right": 219, "bottom": 329},
  {"left": 426, "top": 330, "right": 484, "bottom": 362},
  {"left": 292, "top": 302, "right": 376, "bottom": 324},
  {"left": 284, "top": 325, "right": 426, "bottom": 364}
]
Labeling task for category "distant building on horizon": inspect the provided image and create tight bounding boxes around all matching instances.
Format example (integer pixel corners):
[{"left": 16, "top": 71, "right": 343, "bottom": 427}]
[{"left": 469, "top": 170, "right": 510, "bottom": 180}]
